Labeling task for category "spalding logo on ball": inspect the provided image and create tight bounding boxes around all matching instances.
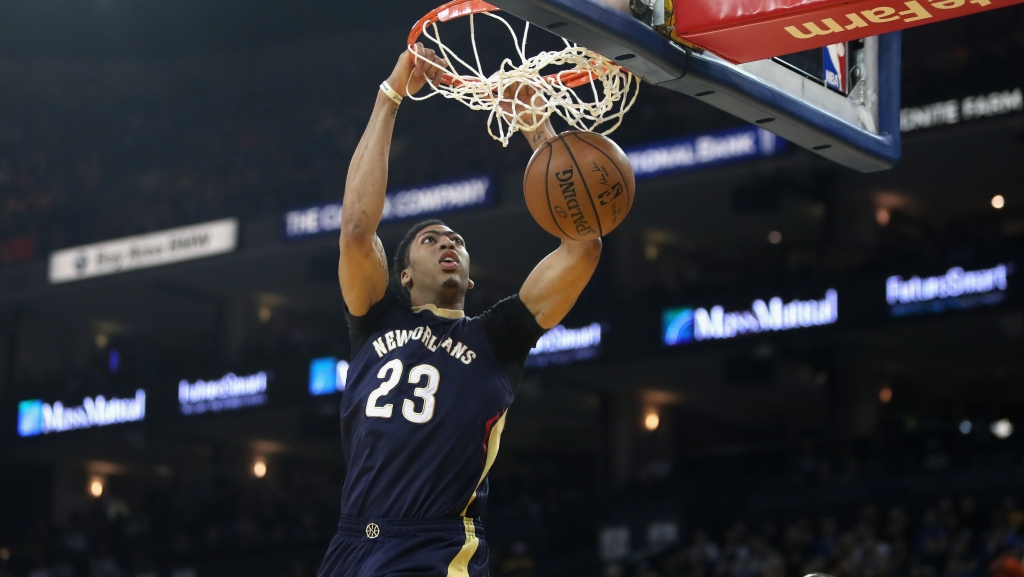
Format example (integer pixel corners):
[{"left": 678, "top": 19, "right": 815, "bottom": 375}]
[{"left": 524, "top": 130, "right": 635, "bottom": 240}]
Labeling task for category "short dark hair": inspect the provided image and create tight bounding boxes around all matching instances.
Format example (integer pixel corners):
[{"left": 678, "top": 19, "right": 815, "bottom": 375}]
[{"left": 393, "top": 219, "right": 447, "bottom": 290}]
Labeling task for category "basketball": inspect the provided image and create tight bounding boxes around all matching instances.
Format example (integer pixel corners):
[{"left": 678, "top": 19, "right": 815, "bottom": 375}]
[{"left": 524, "top": 130, "right": 635, "bottom": 241}]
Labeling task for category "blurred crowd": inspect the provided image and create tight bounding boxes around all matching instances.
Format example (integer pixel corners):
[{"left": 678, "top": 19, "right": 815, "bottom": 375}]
[
  {"left": 611, "top": 495, "right": 1024, "bottom": 577},
  {"left": 4, "top": 423, "right": 1024, "bottom": 577},
  {"left": 0, "top": 457, "right": 340, "bottom": 577}
]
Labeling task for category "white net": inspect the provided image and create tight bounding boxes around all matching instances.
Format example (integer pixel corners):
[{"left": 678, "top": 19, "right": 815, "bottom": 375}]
[{"left": 406, "top": 9, "right": 639, "bottom": 146}]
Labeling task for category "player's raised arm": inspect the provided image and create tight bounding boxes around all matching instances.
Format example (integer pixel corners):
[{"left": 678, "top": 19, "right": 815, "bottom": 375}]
[
  {"left": 339, "top": 44, "right": 447, "bottom": 315},
  {"left": 517, "top": 115, "right": 602, "bottom": 329},
  {"left": 519, "top": 236, "right": 602, "bottom": 329}
]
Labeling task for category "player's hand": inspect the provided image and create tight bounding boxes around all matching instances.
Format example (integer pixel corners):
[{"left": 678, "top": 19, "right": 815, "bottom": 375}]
[
  {"left": 499, "top": 82, "right": 550, "bottom": 130},
  {"left": 388, "top": 43, "right": 448, "bottom": 97}
]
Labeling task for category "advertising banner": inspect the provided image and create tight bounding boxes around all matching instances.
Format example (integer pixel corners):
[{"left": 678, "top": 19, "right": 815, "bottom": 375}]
[
  {"left": 664, "top": 289, "right": 839, "bottom": 346},
  {"left": 624, "top": 127, "right": 785, "bottom": 181},
  {"left": 284, "top": 175, "right": 493, "bottom": 239},
  {"left": 49, "top": 219, "right": 238, "bottom": 284},
  {"left": 901, "top": 88, "right": 1023, "bottom": 132},
  {"left": 526, "top": 323, "right": 603, "bottom": 367},
  {"left": 886, "top": 263, "right": 1013, "bottom": 317},
  {"left": 18, "top": 390, "right": 147, "bottom": 437},
  {"left": 178, "top": 372, "right": 269, "bottom": 415},
  {"left": 309, "top": 357, "right": 350, "bottom": 396}
]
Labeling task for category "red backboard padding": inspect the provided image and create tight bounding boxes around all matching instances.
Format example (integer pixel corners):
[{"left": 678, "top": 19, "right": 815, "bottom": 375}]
[{"left": 674, "top": 0, "right": 1024, "bottom": 63}]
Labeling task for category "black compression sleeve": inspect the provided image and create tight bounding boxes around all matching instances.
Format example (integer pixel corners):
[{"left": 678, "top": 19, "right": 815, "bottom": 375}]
[{"left": 478, "top": 295, "right": 547, "bottom": 366}]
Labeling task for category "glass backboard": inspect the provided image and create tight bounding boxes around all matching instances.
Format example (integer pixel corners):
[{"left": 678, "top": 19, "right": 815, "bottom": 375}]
[{"left": 487, "top": 0, "right": 901, "bottom": 172}]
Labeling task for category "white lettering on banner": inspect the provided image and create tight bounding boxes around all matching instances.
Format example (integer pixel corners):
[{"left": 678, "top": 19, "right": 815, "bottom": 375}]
[
  {"left": 284, "top": 177, "right": 492, "bottom": 239},
  {"left": 694, "top": 290, "right": 839, "bottom": 341},
  {"left": 530, "top": 323, "right": 602, "bottom": 355},
  {"left": 48, "top": 219, "right": 238, "bottom": 284},
  {"left": 178, "top": 372, "right": 268, "bottom": 415},
  {"left": 901, "top": 88, "right": 1022, "bottom": 132},
  {"left": 27, "top": 391, "right": 147, "bottom": 435},
  {"left": 626, "top": 128, "right": 782, "bottom": 179},
  {"left": 886, "top": 264, "right": 1009, "bottom": 305}
]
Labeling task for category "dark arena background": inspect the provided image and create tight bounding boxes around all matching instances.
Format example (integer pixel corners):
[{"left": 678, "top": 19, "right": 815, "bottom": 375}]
[{"left": 1, "top": 1, "right": 1024, "bottom": 576}]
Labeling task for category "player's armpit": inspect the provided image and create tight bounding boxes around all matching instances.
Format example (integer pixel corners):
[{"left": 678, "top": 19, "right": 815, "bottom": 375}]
[
  {"left": 519, "top": 238, "right": 602, "bottom": 329},
  {"left": 339, "top": 234, "right": 390, "bottom": 317}
]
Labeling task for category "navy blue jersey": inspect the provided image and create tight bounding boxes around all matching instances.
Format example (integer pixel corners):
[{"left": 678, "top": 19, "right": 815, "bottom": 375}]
[{"left": 339, "top": 289, "right": 545, "bottom": 519}]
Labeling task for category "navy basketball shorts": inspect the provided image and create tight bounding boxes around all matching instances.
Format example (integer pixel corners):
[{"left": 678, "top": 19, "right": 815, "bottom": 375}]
[{"left": 317, "top": 516, "right": 489, "bottom": 577}]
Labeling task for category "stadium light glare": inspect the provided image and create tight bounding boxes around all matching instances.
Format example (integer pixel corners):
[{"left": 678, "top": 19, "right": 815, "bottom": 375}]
[
  {"left": 876, "top": 208, "right": 891, "bottom": 225},
  {"left": 253, "top": 459, "right": 267, "bottom": 478},
  {"left": 879, "top": 386, "right": 893, "bottom": 404},
  {"left": 644, "top": 412, "right": 660, "bottom": 431},
  {"left": 991, "top": 419, "right": 1013, "bottom": 439},
  {"left": 768, "top": 231, "right": 782, "bottom": 244},
  {"left": 991, "top": 195, "right": 1005, "bottom": 209},
  {"left": 959, "top": 420, "right": 973, "bottom": 435},
  {"left": 89, "top": 478, "right": 104, "bottom": 498}
]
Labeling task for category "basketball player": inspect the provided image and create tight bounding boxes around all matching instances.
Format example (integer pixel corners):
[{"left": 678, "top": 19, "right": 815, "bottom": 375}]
[{"left": 316, "top": 44, "right": 602, "bottom": 577}]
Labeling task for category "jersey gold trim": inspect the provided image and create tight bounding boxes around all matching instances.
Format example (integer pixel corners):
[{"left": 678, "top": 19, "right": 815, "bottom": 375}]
[
  {"left": 411, "top": 304, "right": 466, "bottom": 319},
  {"left": 460, "top": 410, "right": 508, "bottom": 516},
  {"left": 446, "top": 517, "right": 480, "bottom": 577}
]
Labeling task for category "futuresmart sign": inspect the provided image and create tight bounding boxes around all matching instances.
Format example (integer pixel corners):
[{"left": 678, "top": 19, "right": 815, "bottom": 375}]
[
  {"left": 526, "top": 323, "right": 603, "bottom": 368},
  {"left": 17, "top": 390, "right": 147, "bottom": 437},
  {"left": 886, "top": 264, "right": 1012, "bottom": 317},
  {"left": 178, "top": 372, "right": 268, "bottom": 415},
  {"left": 48, "top": 219, "right": 238, "bottom": 284},
  {"left": 284, "top": 176, "right": 493, "bottom": 239},
  {"left": 309, "top": 357, "right": 350, "bottom": 396},
  {"left": 663, "top": 289, "right": 839, "bottom": 346},
  {"left": 624, "top": 127, "right": 785, "bottom": 180}
]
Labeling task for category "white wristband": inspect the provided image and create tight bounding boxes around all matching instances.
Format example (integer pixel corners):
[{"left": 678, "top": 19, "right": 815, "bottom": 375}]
[{"left": 380, "top": 81, "right": 403, "bottom": 106}]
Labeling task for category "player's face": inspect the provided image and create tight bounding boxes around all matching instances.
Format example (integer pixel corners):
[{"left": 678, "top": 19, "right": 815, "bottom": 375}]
[{"left": 402, "top": 225, "right": 473, "bottom": 296}]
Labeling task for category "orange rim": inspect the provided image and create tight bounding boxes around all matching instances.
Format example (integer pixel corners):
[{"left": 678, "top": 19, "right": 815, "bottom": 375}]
[{"left": 408, "top": 0, "right": 612, "bottom": 89}]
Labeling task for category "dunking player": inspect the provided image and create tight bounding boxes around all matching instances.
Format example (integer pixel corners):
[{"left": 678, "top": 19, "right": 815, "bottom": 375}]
[{"left": 316, "top": 45, "right": 602, "bottom": 576}]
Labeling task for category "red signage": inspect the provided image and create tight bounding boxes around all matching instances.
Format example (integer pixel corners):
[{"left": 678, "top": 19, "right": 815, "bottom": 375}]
[{"left": 674, "top": 0, "right": 1024, "bottom": 63}]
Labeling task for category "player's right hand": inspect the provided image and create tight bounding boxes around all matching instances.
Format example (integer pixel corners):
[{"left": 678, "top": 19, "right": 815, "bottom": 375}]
[{"left": 389, "top": 43, "right": 448, "bottom": 98}]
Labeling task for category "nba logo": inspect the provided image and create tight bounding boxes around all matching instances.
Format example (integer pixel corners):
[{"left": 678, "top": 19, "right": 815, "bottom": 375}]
[
  {"left": 823, "top": 43, "right": 848, "bottom": 95},
  {"left": 18, "top": 399, "right": 44, "bottom": 437}
]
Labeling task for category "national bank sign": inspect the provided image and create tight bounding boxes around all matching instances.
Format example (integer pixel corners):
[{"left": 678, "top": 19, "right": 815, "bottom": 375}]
[
  {"left": 663, "top": 289, "right": 838, "bottom": 346},
  {"left": 625, "top": 126, "right": 785, "bottom": 180},
  {"left": 886, "top": 264, "right": 1011, "bottom": 317},
  {"left": 18, "top": 390, "right": 147, "bottom": 437},
  {"left": 284, "top": 175, "right": 493, "bottom": 239}
]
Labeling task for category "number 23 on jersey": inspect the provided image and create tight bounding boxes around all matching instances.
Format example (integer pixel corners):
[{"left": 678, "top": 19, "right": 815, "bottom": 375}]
[{"left": 365, "top": 359, "right": 440, "bottom": 424}]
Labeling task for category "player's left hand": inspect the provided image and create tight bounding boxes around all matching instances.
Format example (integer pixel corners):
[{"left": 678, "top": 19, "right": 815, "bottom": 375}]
[
  {"left": 390, "top": 42, "right": 448, "bottom": 97},
  {"left": 499, "top": 82, "right": 550, "bottom": 131}
]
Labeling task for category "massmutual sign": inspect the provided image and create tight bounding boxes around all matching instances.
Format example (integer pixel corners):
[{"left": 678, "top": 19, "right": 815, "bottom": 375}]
[
  {"left": 663, "top": 289, "right": 839, "bottom": 346},
  {"left": 18, "top": 390, "right": 147, "bottom": 437}
]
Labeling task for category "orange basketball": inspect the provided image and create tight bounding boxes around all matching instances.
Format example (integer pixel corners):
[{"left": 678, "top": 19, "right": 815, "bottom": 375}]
[{"left": 524, "top": 130, "right": 635, "bottom": 241}]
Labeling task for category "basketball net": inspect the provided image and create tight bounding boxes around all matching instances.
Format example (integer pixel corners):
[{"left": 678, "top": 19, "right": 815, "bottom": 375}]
[{"left": 406, "top": 0, "right": 639, "bottom": 146}]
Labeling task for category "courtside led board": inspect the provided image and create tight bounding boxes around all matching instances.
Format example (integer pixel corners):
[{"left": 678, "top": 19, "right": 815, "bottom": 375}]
[{"left": 486, "top": 0, "right": 901, "bottom": 172}]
